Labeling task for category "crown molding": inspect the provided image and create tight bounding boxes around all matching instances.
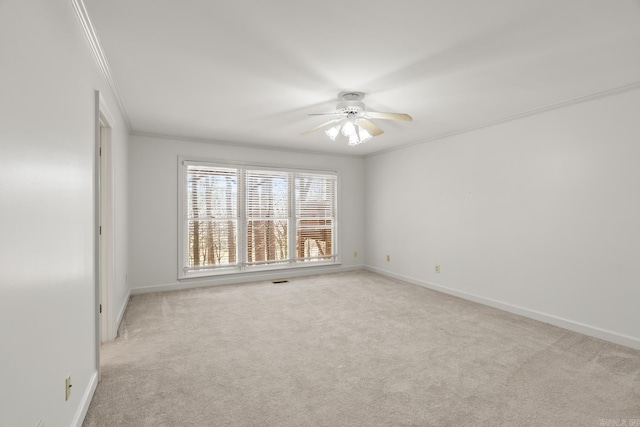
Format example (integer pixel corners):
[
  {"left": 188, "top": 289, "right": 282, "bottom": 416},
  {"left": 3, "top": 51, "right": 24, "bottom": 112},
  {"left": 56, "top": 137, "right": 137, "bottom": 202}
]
[
  {"left": 366, "top": 80, "right": 640, "bottom": 158},
  {"left": 70, "top": 0, "right": 132, "bottom": 131}
]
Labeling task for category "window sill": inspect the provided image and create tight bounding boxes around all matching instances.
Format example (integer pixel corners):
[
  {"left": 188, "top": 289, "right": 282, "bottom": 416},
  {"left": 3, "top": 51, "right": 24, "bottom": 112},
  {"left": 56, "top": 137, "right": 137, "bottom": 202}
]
[{"left": 178, "top": 260, "right": 341, "bottom": 281}]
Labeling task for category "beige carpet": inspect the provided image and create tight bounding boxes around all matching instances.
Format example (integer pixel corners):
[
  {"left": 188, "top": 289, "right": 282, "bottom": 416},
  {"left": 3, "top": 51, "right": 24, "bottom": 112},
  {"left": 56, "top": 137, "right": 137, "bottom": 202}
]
[{"left": 83, "top": 271, "right": 640, "bottom": 426}]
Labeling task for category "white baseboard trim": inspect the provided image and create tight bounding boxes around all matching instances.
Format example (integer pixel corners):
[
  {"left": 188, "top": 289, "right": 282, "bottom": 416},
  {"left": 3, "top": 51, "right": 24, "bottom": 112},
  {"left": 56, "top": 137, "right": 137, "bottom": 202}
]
[
  {"left": 72, "top": 370, "right": 98, "bottom": 427},
  {"left": 105, "top": 289, "right": 131, "bottom": 341},
  {"left": 116, "top": 289, "right": 130, "bottom": 332},
  {"left": 366, "top": 266, "right": 640, "bottom": 350},
  {"left": 131, "top": 265, "right": 365, "bottom": 295}
]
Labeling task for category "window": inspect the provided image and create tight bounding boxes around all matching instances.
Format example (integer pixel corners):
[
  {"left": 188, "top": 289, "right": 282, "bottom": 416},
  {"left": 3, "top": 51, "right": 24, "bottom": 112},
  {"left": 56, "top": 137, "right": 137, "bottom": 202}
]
[
  {"left": 180, "top": 160, "right": 338, "bottom": 278},
  {"left": 246, "top": 169, "right": 289, "bottom": 266},
  {"left": 296, "top": 173, "right": 336, "bottom": 262},
  {"left": 184, "top": 165, "right": 238, "bottom": 271}
]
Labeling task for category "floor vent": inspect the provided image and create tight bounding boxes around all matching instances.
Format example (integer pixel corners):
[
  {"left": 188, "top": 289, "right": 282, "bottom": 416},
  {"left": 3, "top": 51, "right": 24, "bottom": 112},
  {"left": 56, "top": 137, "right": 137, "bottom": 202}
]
[{"left": 272, "top": 279, "right": 289, "bottom": 284}]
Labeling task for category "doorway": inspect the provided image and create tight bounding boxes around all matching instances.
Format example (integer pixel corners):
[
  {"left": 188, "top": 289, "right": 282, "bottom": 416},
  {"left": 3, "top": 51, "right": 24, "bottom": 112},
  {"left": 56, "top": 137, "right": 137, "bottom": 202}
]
[{"left": 95, "top": 91, "right": 116, "bottom": 378}]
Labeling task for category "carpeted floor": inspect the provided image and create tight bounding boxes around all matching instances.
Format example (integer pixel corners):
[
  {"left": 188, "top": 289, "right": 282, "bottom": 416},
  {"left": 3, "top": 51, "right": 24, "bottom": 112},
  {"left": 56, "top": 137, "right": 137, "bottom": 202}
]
[{"left": 83, "top": 271, "right": 640, "bottom": 426}]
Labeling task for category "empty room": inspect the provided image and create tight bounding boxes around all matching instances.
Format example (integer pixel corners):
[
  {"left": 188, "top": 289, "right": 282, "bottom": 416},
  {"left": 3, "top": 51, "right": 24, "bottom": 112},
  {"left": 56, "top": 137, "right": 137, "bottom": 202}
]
[{"left": 1, "top": 0, "right": 640, "bottom": 426}]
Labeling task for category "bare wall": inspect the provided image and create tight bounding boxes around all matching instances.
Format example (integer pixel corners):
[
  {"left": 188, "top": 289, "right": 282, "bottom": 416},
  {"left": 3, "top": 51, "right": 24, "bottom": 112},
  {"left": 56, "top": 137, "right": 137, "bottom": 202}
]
[{"left": 365, "top": 88, "right": 640, "bottom": 348}]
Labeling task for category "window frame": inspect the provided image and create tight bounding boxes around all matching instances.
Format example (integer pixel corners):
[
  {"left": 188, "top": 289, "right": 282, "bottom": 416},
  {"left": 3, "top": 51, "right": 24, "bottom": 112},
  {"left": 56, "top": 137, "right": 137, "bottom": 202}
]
[{"left": 178, "top": 157, "right": 340, "bottom": 279}]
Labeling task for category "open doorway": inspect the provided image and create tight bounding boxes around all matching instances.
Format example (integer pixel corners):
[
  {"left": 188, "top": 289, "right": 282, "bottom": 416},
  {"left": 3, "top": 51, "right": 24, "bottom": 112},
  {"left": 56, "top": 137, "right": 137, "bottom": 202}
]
[{"left": 95, "top": 91, "right": 116, "bottom": 378}]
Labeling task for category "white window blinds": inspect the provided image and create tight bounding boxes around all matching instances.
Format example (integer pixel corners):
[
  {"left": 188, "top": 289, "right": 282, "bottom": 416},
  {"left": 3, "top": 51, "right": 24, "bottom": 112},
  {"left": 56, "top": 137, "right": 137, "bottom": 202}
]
[
  {"left": 184, "top": 165, "right": 238, "bottom": 272},
  {"left": 245, "top": 169, "right": 289, "bottom": 266},
  {"left": 181, "top": 161, "right": 338, "bottom": 278},
  {"left": 295, "top": 172, "right": 337, "bottom": 262}
]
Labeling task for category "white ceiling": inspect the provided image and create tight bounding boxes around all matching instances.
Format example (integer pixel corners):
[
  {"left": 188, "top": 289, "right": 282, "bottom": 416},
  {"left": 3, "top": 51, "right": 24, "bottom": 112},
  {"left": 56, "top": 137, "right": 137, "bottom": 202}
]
[{"left": 84, "top": 0, "right": 640, "bottom": 156}]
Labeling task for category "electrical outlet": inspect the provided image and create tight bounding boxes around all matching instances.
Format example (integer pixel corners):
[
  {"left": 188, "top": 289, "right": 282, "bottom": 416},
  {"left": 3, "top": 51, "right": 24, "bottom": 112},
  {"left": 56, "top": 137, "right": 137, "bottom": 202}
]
[
  {"left": 386, "top": 255, "right": 390, "bottom": 262},
  {"left": 435, "top": 264, "right": 441, "bottom": 273},
  {"left": 65, "top": 376, "right": 72, "bottom": 401}
]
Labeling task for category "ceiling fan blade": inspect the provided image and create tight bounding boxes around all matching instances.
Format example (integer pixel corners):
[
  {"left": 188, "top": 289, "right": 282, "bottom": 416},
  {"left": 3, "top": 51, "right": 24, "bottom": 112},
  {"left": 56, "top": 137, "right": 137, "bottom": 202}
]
[
  {"left": 308, "top": 112, "right": 341, "bottom": 116},
  {"left": 300, "top": 118, "right": 343, "bottom": 135},
  {"left": 356, "top": 118, "right": 384, "bottom": 136},
  {"left": 365, "top": 111, "right": 413, "bottom": 121}
]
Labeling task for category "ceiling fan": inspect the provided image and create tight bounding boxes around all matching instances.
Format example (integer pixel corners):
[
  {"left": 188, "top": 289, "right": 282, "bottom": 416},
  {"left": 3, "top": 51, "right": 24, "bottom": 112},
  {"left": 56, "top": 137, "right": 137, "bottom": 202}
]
[{"left": 301, "top": 92, "right": 412, "bottom": 146}]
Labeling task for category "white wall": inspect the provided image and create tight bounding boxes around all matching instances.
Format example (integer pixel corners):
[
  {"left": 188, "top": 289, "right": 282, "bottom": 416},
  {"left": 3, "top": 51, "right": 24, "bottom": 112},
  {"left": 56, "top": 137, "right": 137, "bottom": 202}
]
[
  {"left": 0, "top": 1, "right": 129, "bottom": 426},
  {"left": 128, "top": 134, "right": 365, "bottom": 292},
  {"left": 365, "top": 88, "right": 640, "bottom": 349}
]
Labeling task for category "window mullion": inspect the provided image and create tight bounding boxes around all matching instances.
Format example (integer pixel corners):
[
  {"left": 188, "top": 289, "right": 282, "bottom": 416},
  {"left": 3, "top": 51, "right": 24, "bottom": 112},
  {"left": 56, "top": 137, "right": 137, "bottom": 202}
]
[
  {"left": 182, "top": 162, "right": 189, "bottom": 275},
  {"left": 289, "top": 173, "right": 296, "bottom": 267},
  {"left": 238, "top": 168, "right": 246, "bottom": 271}
]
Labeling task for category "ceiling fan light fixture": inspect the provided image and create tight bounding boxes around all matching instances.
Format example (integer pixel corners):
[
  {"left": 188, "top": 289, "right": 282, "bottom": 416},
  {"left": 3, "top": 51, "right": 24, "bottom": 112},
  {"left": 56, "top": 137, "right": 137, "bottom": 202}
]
[
  {"left": 348, "top": 133, "right": 360, "bottom": 146},
  {"left": 325, "top": 125, "right": 340, "bottom": 141},
  {"left": 358, "top": 127, "right": 372, "bottom": 142},
  {"left": 346, "top": 125, "right": 372, "bottom": 146},
  {"left": 341, "top": 120, "right": 356, "bottom": 137},
  {"left": 325, "top": 118, "right": 374, "bottom": 145}
]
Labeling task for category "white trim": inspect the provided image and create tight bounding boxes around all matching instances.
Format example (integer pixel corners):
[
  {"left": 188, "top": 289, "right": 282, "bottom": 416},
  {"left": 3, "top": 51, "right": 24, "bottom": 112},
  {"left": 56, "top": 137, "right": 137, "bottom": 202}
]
[
  {"left": 366, "top": 266, "right": 640, "bottom": 350},
  {"left": 93, "top": 91, "right": 101, "bottom": 377},
  {"left": 97, "top": 93, "right": 118, "bottom": 342},
  {"left": 116, "top": 289, "right": 131, "bottom": 334},
  {"left": 99, "top": 119, "right": 114, "bottom": 341},
  {"left": 179, "top": 156, "right": 339, "bottom": 175},
  {"left": 177, "top": 156, "right": 187, "bottom": 280},
  {"left": 133, "top": 264, "right": 363, "bottom": 295},
  {"left": 288, "top": 172, "right": 296, "bottom": 268},
  {"left": 72, "top": 371, "right": 98, "bottom": 427},
  {"left": 98, "top": 94, "right": 116, "bottom": 128},
  {"left": 70, "top": 0, "right": 132, "bottom": 131},
  {"left": 366, "top": 80, "right": 640, "bottom": 158},
  {"left": 181, "top": 259, "right": 340, "bottom": 279},
  {"left": 335, "top": 172, "right": 342, "bottom": 266}
]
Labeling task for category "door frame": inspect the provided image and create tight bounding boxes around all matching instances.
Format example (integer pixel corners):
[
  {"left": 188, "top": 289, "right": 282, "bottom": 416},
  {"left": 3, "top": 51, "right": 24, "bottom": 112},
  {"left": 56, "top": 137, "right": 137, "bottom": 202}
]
[{"left": 94, "top": 91, "right": 117, "bottom": 377}]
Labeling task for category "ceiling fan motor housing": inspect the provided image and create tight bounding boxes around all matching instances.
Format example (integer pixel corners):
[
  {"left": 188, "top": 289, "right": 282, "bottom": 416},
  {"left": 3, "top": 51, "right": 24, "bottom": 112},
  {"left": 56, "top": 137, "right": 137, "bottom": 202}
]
[
  {"left": 336, "top": 101, "right": 365, "bottom": 115},
  {"left": 337, "top": 92, "right": 366, "bottom": 114}
]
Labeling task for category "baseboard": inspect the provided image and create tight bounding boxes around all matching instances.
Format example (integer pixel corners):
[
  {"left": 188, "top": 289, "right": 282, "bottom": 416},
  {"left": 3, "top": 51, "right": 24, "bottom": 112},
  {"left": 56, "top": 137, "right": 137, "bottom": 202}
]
[
  {"left": 104, "top": 289, "right": 131, "bottom": 341},
  {"left": 365, "top": 266, "right": 640, "bottom": 350},
  {"left": 131, "top": 264, "right": 365, "bottom": 295},
  {"left": 116, "top": 289, "right": 130, "bottom": 332},
  {"left": 72, "top": 370, "right": 98, "bottom": 427}
]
